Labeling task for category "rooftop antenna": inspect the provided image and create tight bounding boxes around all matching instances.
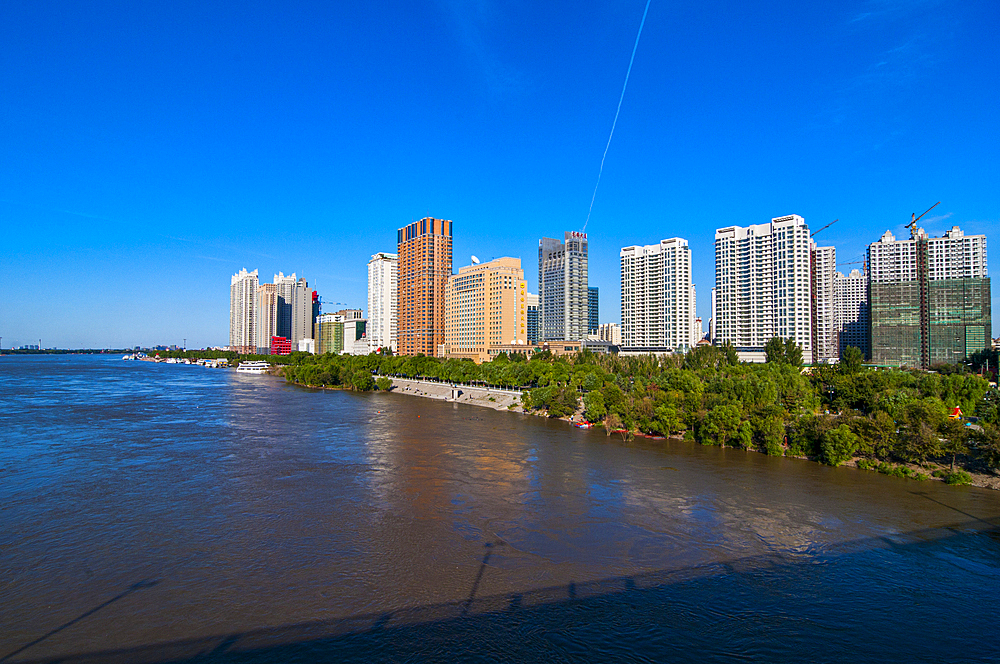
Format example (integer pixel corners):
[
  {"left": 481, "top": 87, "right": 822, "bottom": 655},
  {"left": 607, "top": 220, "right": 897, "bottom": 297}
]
[{"left": 471, "top": 255, "right": 480, "bottom": 265}]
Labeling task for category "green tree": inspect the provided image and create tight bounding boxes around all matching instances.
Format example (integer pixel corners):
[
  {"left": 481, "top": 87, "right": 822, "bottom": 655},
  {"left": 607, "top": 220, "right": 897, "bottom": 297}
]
[
  {"left": 854, "top": 411, "right": 896, "bottom": 459},
  {"left": 652, "top": 404, "right": 681, "bottom": 436},
  {"left": 699, "top": 404, "right": 742, "bottom": 447},
  {"left": 582, "top": 371, "right": 604, "bottom": 392},
  {"left": 604, "top": 412, "right": 624, "bottom": 439},
  {"left": 583, "top": 391, "right": 607, "bottom": 422},
  {"left": 938, "top": 418, "right": 969, "bottom": 471},
  {"left": 765, "top": 337, "right": 803, "bottom": 367},
  {"left": 765, "top": 337, "right": 786, "bottom": 364},
  {"left": 375, "top": 377, "right": 392, "bottom": 391},
  {"left": 821, "top": 424, "right": 859, "bottom": 466},
  {"left": 602, "top": 383, "right": 626, "bottom": 415},
  {"left": 841, "top": 345, "right": 864, "bottom": 373},
  {"left": 546, "top": 387, "right": 579, "bottom": 418},
  {"left": 352, "top": 370, "right": 375, "bottom": 391},
  {"left": 898, "top": 401, "right": 944, "bottom": 464},
  {"left": 751, "top": 405, "right": 786, "bottom": 456},
  {"left": 974, "top": 424, "right": 1000, "bottom": 469}
]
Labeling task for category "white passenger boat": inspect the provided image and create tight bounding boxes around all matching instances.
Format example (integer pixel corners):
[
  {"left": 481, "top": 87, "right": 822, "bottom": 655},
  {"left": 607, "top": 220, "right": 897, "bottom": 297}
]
[{"left": 236, "top": 361, "right": 270, "bottom": 374}]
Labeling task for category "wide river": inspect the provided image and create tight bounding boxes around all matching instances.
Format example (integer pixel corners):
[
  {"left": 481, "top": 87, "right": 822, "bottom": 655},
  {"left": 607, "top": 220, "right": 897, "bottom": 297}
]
[{"left": 2, "top": 355, "right": 999, "bottom": 662}]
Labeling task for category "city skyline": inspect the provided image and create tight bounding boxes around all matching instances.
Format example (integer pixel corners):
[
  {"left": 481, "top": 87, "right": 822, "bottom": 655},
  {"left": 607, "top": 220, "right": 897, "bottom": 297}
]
[{"left": 2, "top": 1, "right": 997, "bottom": 348}]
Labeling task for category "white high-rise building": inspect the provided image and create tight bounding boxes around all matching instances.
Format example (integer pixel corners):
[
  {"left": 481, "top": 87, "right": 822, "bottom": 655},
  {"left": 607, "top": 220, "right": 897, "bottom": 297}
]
[
  {"left": 692, "top": 316, "right": 704, "bottom": 345},
  {"left": 709, "top": 287, "right": 717, "bottom": 342},
  {"left": 597, "top": 323, "right": 621, "bottom": 345},
  {"left": 620, "top": 237, "right": 697, "bottom": 352},
  {"left": 811, "top": 244, "right": 837, "bottom": 363},
  {"left": 689, "top": 284, "right": 700, "bottom": 348},
  {"left": 229, "top": 268, "right": 258, "bottom": 354},
  {"left": 367, "top": 252, "right": 398, "bottom": 353},
  {"left": 256, "top": 283, "right": 279, "bottom": 353},
  {"left": 289, "top": 277, "right": 314, "bottom": 347},
  {"left": 714, "top": 215, "right": 813, "bottom": 362},
  {"left": 539, "top": 232, "right": 589, "bottom": 341},
  {"left": 835, "top": 268, "right": 869, "bottom": 358}
]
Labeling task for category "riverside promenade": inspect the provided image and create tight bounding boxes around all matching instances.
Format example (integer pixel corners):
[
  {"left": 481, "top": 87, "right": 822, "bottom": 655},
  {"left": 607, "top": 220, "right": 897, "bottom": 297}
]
[{"left": 381, "top": 376, "right": 524, "bottom": 412}]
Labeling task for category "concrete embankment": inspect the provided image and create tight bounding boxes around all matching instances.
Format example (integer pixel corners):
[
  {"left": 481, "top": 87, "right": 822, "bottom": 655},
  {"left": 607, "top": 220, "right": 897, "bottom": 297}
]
[{"left": 382, "top": 377, "right": 524, "bottom": 413}]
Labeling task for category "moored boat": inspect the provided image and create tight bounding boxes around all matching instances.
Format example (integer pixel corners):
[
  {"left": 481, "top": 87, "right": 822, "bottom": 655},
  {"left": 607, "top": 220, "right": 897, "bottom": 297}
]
[{"left": 236, "top": 361, "right": 270, "bottom": 374}]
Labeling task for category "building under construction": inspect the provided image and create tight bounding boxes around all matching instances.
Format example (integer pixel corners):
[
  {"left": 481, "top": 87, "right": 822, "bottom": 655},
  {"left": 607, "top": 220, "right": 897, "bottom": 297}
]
[{"left": 868, "top": 225, "right": 990, "bottom": 368}]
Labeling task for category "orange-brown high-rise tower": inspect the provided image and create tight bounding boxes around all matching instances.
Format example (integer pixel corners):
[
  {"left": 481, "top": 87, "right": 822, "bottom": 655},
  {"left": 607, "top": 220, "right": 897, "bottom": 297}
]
[{"left": 397, "top": 217, "right": 453, "bottom": 356}]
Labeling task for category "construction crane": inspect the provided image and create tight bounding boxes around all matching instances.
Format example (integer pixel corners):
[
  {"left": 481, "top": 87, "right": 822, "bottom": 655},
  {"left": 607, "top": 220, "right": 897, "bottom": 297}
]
[
  {"left": 905, "top": 201, "right": 940, "bottom": 238},
  {"left": 810, "top": 219, "right": 838, "bottom": 237}
]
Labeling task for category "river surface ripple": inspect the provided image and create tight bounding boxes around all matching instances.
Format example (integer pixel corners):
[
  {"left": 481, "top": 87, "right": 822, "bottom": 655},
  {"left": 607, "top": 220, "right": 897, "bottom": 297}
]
[{"left": 2, "top": 355, "right": 999, "bottom": 663}]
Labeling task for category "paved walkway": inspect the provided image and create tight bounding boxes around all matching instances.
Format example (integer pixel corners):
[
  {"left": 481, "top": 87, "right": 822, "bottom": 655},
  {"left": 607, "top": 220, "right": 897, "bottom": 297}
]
[{"left": 381, "top": 376, "right": 524, "bottom": 412}]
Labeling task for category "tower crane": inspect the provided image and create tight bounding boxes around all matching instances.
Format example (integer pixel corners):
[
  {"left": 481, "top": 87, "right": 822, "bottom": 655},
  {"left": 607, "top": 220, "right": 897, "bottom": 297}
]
[
  {"left": 810, "top": 219, "right": 838, "bottom": 237},
  {"left": 905, "top": 201, "right": 940, "bottom": 238}
]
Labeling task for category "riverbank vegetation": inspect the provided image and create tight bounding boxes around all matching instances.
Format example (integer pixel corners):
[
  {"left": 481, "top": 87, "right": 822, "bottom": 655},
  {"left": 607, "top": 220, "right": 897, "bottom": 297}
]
[{"left": 166, "top": 344, "right": 1000, "bottom": 479}]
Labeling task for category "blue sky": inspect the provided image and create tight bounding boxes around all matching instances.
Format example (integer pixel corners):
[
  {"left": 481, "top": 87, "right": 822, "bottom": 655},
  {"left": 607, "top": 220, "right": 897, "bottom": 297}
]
[{"left": 1, "top": 0, "right": 997, "bottom": 349}]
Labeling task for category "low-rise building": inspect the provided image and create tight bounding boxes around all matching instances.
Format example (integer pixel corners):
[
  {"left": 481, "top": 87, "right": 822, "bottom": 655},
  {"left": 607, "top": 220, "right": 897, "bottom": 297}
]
[{"left": 270, "top": 336, "right": 292, "bottom": 355}]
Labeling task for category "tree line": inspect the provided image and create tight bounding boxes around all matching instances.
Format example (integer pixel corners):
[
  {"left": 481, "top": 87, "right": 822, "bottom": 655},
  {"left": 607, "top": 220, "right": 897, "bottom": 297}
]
[{"left": 165, "top": 342, "right": 1000, "bottom": 478}]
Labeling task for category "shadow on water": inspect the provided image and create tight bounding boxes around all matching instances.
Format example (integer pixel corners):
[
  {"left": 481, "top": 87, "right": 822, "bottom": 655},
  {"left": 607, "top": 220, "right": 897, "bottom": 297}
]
[
  {"left": 462, "top": 540, "right": 505, "bottom": 617},
  {"left": 1, "top": 580, "right": 159, "bottom": 663},
  {"left": 910, "top": 489, "right": 999, "bottom": 528},
  {"left": 11, "top": 519, "right": 1000, "bottom": 664}
]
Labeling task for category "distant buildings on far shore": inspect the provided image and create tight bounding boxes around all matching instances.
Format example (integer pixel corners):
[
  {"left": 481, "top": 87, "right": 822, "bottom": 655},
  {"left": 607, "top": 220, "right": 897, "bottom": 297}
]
[{"left": 226, "top": 210, "right": 991, "bottom": 369}]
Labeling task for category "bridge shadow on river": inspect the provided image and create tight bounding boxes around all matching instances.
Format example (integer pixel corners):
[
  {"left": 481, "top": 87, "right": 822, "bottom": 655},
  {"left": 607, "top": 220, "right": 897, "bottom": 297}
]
[{"left": 11, "top": 516, "right": 1000, "bottom": 664}]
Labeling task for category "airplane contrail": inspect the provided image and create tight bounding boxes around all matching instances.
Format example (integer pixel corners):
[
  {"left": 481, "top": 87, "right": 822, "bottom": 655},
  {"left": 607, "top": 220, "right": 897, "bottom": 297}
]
[{"left": 583, "top": 0, "right": 652, "bottom": 233}]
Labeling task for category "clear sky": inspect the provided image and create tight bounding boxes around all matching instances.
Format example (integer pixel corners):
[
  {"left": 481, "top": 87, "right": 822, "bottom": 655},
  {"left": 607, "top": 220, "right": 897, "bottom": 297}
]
[{"left": 1, "top": 0, "right": 997, "bottom": 349}]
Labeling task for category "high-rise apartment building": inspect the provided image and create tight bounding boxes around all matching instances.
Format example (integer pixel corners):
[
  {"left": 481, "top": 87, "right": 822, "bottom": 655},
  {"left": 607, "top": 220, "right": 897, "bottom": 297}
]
[
  {"left": 598, "top": 323, "right": 622, "bottom": 345},
  {"left": 709, "top": 287, "right": 716, "bottom": 342},
  {"left": 315, "top": 312, "right": 368, "bottom": 355},
  {"left": 367, "top": 252, "right": 398, "bottom": 353},
  {"left": 397, "top": 217, "right": 453, "bottom": 356},
  {"left": 715, "top": 215, "right": 814, "bottom": 361},
  {"left": 312, "top": 291, "right": 321, "bottom": 341},
  {"left": 443, "top": 257, "right": 526, "bottom": 363},
  {"left": 689, "top": 285, "right": 699, "bottom": 348},
  {"left": 811, "top": 244, "right": 837, "bottom": 363},
  {"left": 273, "top": 272, "right": 298, "bottom": 339},
  {"left": 620, "top": 237, "right": 697, "bottom": 352},
  {"left": 314, "top": 313, "right": 344, "bottom": 355},
  {"left": 539, "top": 232, "right": 589, "bottom": 341},
  {"left": 256, "top": 283, "right": 278, "bottom": 354},
  {"left": 229, "top": 268, "right": 258, "bottom": 354},
  {"left": 693, "top": 317, "right": 704, "bottom": 344},
  {"left": 835, "top": 268, "right": 870, "bottom": 358},
  {"left": 868, "top": 225, "right": 990, "bottom": 367},
  {"left": 588, "top": 287, "right": 599, "bottom": 335},
  {"left": 525, "top": 293, "right": 539, "bottom": 345},
  {"left": 290, "top": 277, "right": 315, "bottom": 347}
]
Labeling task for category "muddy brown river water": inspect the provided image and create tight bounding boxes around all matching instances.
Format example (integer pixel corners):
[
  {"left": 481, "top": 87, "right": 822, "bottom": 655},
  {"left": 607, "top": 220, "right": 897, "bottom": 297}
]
[{"left": 2, "top": 355, "right": 999, "bottom": 662}]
